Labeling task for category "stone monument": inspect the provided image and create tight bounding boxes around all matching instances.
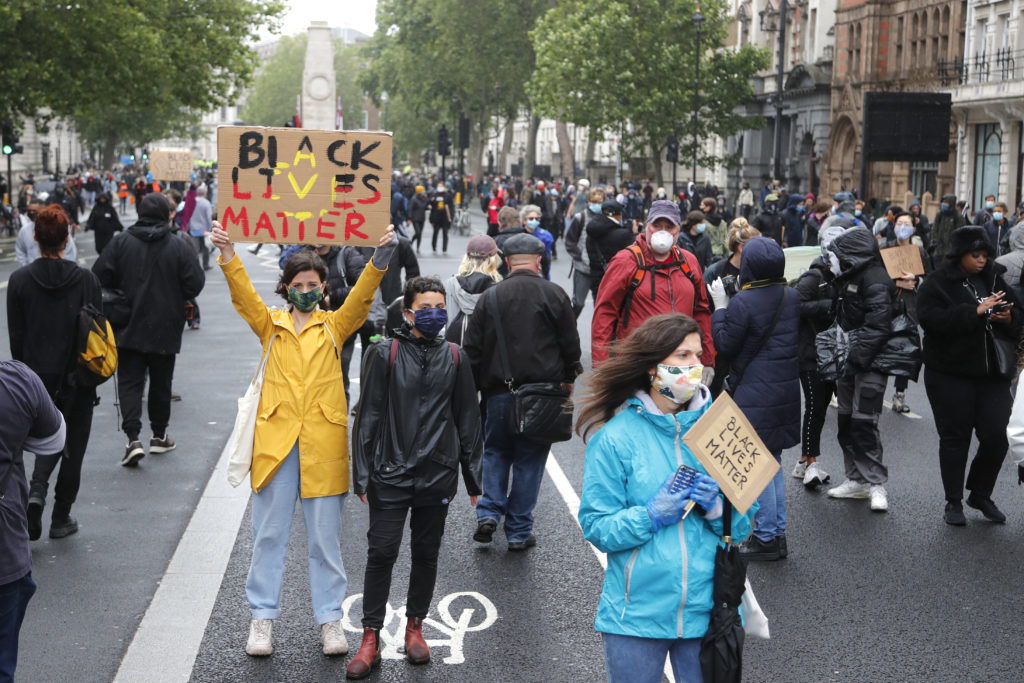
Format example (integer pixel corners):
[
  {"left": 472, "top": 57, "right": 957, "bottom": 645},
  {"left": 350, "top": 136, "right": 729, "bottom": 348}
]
[{"left": 301, "top": 21, "right": 336, "bottom": 130}]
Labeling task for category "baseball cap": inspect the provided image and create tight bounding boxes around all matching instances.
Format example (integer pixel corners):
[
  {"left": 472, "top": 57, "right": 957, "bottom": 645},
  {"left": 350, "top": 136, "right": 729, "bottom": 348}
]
[
  {"left": 466, "top": 235, "right": 498, "bottom": 257},
  {"left": 646, "top": 200, "right": 681, "bottom": 227}
]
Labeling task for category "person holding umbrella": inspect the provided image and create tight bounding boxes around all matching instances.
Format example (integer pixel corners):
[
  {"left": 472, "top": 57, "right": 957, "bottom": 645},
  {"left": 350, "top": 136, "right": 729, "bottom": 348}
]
[{"left": 577, "top": 313, "right": 756, "bottom": 683}]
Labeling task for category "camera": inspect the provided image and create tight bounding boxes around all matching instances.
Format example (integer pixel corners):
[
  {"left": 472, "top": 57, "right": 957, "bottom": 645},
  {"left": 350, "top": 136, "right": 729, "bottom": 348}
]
[{"left": 721, "top": 274, "right": 738, "bottom": 298}]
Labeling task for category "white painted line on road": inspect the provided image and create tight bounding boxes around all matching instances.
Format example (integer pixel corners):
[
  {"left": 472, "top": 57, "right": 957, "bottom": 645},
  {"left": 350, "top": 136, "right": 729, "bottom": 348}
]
[
  {"left": 545, "top": 452, "right": 676, "bottom": 683},
  {"left": 113, "top": 445, "right": 251, "bottom": 683}
]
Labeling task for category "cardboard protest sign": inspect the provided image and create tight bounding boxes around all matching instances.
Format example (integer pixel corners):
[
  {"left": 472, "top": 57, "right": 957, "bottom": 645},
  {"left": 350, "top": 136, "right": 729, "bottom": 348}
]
[
  {"left": 216, "top": 126, "right": 392, "bottom": 245},
  {"left": 682, "top": 392, "right": 781, "bottom": 515},
  {"left": 150, "top": 150, "right": 194, "bottom": 181},
  {"left": 880, "top": 244, "right": 925, "bottom": 279}
]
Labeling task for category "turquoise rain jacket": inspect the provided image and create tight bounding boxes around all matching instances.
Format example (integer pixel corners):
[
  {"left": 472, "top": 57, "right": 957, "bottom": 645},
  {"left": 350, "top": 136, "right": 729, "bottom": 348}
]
[{"left": 579, "top": 390, "right": 756, "bottom": 639}]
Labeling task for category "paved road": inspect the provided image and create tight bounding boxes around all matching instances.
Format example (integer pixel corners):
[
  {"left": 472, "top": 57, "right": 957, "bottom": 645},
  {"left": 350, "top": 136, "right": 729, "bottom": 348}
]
[{"left": 5, "top": 206, "right": 1024, "bottom": 681}]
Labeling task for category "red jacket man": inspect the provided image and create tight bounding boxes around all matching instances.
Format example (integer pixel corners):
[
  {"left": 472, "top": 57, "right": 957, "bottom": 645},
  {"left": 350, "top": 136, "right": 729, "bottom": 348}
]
[{"left": 592, "top": 200, "right": 715, "bottom": 366}]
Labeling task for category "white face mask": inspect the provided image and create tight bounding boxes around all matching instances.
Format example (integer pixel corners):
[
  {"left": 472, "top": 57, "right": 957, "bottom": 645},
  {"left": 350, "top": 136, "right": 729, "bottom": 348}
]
[
  {"left": 649, "top": 229, "right": 675, "bottom": 254},
  {"left": 652, "top": 363, "right": 703, "bottom": 405}
]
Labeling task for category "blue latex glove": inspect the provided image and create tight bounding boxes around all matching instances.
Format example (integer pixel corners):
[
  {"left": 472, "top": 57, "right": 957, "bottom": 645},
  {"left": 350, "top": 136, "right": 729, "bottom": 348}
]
[
  {"left": 688, "top": 474, "right": 721, "bottom": 512},
  {"left": 645, "top": 474, "right": 691, "bottom": 532}
]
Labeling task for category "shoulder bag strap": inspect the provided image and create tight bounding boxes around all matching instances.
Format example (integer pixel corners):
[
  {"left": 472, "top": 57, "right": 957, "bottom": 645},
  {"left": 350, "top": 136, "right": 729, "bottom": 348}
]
[
  {"left": 253, "top": 334, "right": 275, "bottom": 387},
  {"left": 489, "top": 287, "right": 516, "bottom": 391},
  {"left": 730, "top": 287, "right": 788, "bottom": 389}
]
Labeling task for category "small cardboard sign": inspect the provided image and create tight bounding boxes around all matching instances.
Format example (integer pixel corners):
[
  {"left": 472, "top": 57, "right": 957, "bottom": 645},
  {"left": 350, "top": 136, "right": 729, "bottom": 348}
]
[
  {"left": 880, "top": 244, "right": 925, "bottom": 279},
  {"left": 150, "top": 150, "right": 194, "bottom": 181},
  {"left": 682, "top": 392, "right": 781, "bottom": 515},
  {"left": 216, "top": 125, "right": 392, "bottom": 245}
]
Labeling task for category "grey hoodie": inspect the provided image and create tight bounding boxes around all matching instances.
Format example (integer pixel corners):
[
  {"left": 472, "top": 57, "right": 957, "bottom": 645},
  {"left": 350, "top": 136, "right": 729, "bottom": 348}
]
[{"left": 996, "top": 226, "right": 1024, "bottom": 287}]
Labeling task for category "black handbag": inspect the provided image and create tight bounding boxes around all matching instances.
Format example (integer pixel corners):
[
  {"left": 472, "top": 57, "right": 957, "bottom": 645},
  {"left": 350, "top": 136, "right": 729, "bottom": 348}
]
[
  {"left": 815, "top": 324, "right": 848, "bottom": 381},
  {"left": 101, "top": 288, "right": 131, "bottom": 329},
  {"left": 864, "top": 300, "right": 923, "bottom": 380},
  {"left": 490, "top": 289, "right": 573, "bottom": 444},
  {"left": 987, "top": 324, "right": 1018, "bottom": 379}
]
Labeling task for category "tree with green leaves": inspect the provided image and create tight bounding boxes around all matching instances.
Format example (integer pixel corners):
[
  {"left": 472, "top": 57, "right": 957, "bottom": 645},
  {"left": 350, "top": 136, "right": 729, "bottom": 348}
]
[
  {"left": 529, "top": 0, "right": 768, "bottom": 186},
  {"left": 241, "top": 34, "right": 307, "bottom": 127}
]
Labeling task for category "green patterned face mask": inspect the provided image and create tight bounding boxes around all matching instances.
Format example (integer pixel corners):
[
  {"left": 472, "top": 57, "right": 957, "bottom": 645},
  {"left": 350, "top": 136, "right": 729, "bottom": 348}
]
[
  {"left": 288, "top": 286, "right": 322, "bottom": 312},
  {"left": 651, "top": 363, "right": 703, "bottom": 405}
]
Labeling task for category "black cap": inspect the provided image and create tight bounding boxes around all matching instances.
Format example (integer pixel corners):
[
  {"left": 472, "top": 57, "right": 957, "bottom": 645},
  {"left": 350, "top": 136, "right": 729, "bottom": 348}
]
[
  {"left": 601, "top": 199, "right": 622, "bottom": 215},
  {"left": 502, "top": 233, "right": 546, "bottom": 256}
]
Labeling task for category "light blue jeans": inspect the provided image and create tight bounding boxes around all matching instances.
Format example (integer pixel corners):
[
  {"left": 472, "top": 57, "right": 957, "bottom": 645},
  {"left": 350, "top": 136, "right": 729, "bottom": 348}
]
[
  {"left": 245, "top": 443, "right": 347, "bottom": 625},
  {"left": 753, "top": 450, "right": 786, "bottom": 543},
  {"left": 601, "top": 632, "right": 703, "bottom": 683}
]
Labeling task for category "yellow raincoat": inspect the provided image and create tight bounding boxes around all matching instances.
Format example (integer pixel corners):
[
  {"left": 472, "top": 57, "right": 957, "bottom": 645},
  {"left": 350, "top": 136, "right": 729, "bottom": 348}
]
[{"left": 220, "top": 253, "right": 386, "bottom": 497}]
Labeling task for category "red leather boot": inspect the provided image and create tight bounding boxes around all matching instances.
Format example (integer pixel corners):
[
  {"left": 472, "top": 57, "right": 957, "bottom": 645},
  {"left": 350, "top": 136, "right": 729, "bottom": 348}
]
[
  {"left": 405, "top": 617, "right": 430, "bottom": 664},
  {"left": 345, "top": 628, "right": 381, "bottom": 679}
]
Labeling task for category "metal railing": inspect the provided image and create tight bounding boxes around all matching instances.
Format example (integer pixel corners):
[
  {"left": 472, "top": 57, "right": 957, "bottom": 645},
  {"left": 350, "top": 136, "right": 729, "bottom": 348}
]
[{"left": 938, "top": 47, "right": 1024, "bottom": 85}]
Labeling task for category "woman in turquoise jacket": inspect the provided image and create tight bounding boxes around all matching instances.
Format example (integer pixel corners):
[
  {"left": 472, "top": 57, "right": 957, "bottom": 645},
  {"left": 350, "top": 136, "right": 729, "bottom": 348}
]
[{"left": 577, "top": 313, "right": 756, "bottom": 683}]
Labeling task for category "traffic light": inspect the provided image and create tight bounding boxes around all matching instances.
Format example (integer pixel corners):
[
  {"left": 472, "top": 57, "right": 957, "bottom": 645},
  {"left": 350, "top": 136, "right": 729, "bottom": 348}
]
[
  {"left": 665, "top": 134, "right": 679, "bottom": 163},
  {"left": 2, "top": 121, "right": 22, "bottom": 155},
  {"left": 438, "top": 125, "right": 452, "bottom": 156},
  {"left": 142, "top": 149, "right": 149, "bottom": 160}
]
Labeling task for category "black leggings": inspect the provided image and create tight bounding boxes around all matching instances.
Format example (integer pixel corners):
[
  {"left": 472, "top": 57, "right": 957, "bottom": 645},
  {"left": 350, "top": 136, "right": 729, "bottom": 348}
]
[
  {"left": 411, "top": 220, "right": 424, "bottom": 249},
  {"left": 800, "top": 369, "right": 835, "bottom": 460},
  {"left": 31, "top": 385, "right": 96, "bottom": 518}
]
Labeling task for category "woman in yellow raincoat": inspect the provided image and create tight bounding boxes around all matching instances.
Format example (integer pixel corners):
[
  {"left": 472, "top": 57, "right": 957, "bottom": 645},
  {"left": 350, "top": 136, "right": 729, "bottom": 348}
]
[{"left": 210, "top": 222, "right": 395, "bottom": 658}]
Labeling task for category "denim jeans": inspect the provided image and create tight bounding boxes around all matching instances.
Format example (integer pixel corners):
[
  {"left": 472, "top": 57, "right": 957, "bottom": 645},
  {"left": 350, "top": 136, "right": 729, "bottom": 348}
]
[
  {"left": 753, "top": 450, "right": 786, "bottom": 543},
  {"left": 477, "top": 393, "right": 551, "bottom": 543},
  {"left": 245, "top": 443, "right": 347, "bottom": 625},
  {"left": 0, "top": 573, "right": 36, "bottom": 682},
  {"left": 601, "top": 632, "right": 703, "bottom": 683}
]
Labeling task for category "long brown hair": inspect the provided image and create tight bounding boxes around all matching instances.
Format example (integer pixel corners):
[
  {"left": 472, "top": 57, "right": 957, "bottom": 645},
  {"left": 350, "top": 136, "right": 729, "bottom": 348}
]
[{"left": 575, "top": 314, "right": 702, "bottom": 441}]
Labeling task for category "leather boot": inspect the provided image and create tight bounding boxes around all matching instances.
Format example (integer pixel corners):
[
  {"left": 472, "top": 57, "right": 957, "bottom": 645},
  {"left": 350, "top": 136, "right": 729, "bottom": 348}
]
[
  {"left": 404, "top": 617, "right": 430, "bottom": 664},
  {"left": 345, "top": 628, "right": 381, "bottom": 680}
]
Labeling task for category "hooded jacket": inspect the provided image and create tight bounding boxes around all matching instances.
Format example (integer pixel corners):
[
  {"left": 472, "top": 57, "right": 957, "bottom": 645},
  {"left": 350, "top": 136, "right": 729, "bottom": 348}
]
[
  {"left": 92, "top": 193, "right": 205, "bottom": 354},
  {"left": 918, "top": 255, "right": 1023, "bottom": 378},
  {"left": 751, "top": 205, "right": 784, "bottom": 245},
  {"left": 782, "top": 193, "right": 805, "bottom": 247},
  {"left": 995, "top": 227, "right": 1024, "bottom": 290},
  {"left": 7, "top": 258, "right": 102, "bottom": 396},
  {"left": 351, "top": 326, "right": 483, "bottom": 505},
  {"left": 676, "top": 229, "right": 713, "bottom": 271},
  {"left": 586, "top": 213, "right": 634, "bottom": 276},
  {"left": 444, "top": 272, "right": 497, "bottom": 345},
  {"left": 932, "top": 194, "right": 967, "bottom": 259},
  {"left": 711, "top": 237, "right": 801, "bottom": 452},
  {"left": 592, "top": 233, "right": 715, "bottom": 365},
  {"left": 795, "top": 255, "right": 838, "bottom": 371},
  {"left": 409, "top": 193, "right": 428, "bottom": 222},
  {"left": 830, "top": 227, "right": 895, "bottom": 371},
  {"left": 84, "top": 193, "right": 123, "bottom": 253},
  {"left": 579, "top": 392, "right": 755, "bottom": 639}
]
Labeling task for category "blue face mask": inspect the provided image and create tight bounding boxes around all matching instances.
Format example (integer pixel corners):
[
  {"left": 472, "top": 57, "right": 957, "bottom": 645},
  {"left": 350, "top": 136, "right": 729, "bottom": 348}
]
[
  {"left": 526, "top": 218, "right": 541, "bottom": 230},
  {"left": 895, "top": 224, "right": 914, "bottom": 241},
  {"left": 941, "top": 202, "right": 950, "bottom": 211},
  {"left": 288, "top": 286, "right": 322, "bottom": 313},
  {"left": 993, "top": 211, "right": 1004, "bottom": 222},
  {"left": 854, "top": 209, "right": 862, "bottom": 217},
  {"left": 589, "top": 203, "right": 602, "bottom": 213},
  {"left": 986, "top": 201, "right": 995, "bottom": 210},
  {"left": 411, "top": 307, "right": 448, "bottom": 337},
  {"left": 695, "top": 223, "right": 706, "bottom": 234}
]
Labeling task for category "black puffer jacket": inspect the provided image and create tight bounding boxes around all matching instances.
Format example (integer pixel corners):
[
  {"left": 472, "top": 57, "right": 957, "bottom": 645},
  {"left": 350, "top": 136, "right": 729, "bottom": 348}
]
[
  {"left": 585, "top": 214, "right": 634, "bottom": 276},
  {"left": 917, "top": 260, "right": 1023, "bottom": 378},
  {"left": 351, "top": 327, "right": 483, "bottom": 505},
  {"left": 795, "top": 256, "right": 838, "bottom": 371},
  {"left": 92, "top": 193, "right": 205, "bottom": 354},
  {"left": 677, "top": 230, "right": 712, "bottom": 271},
  {"left": 830, "top": 227, "right": 895, "bottom": 371}
]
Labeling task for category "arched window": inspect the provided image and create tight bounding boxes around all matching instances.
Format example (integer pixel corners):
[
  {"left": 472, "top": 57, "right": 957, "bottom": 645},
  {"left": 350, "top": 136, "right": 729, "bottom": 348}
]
[{"left": 973, "top": 123, "right": 1002, "bottom": 210}]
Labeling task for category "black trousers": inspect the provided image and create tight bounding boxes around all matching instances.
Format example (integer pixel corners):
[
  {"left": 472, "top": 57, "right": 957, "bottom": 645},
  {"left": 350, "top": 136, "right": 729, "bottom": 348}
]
[
  {"left": 431, "top": 221, "right": 450, "bottom": 252},
  {"left": 118, "top": 349, "right": 176, "bottom": 441},
  {"left": 800, "top": 369, "right": 835, "bottom": 460},
  {"left": 340, "top": 333, "right": 357, "bottom": 406},
  {"left": 31, "top": 385, "right": 96, "bottom": 518},
  {"left": 361, "top": 490, "right": 450, "bottom": 628},
  {"left": 924, "top": 367, "right": 1011, "bottom": 503},
  {"left": 411, "top": 220, "right": 425, "bottom": 250}
]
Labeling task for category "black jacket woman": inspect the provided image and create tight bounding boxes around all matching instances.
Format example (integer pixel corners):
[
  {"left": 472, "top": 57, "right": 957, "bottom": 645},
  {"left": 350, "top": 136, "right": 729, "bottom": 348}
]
[
  {"left": 83, "top": 191, "right": 123, "bottom": 253},
  {"left": 6, "top": 204, "right": 101, "bottom": 541},
  {"left": 917, "top": 226, "right": 1023, "bottom": 526},
  {"left": 348, "top": 276, "right": 483, "bottom": 678}
]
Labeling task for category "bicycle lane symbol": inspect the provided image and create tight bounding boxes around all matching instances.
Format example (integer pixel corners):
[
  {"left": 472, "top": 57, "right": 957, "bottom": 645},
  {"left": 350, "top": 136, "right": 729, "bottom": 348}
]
[{"left": 341, "top": 591, "right": 498, "bottom": 665}]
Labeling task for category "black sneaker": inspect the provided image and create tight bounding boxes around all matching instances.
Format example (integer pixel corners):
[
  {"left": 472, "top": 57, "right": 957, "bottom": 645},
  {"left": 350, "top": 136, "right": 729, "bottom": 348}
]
[
  {"left": 150, "top": 434, "right": 176, "bottom": 454},
  {"left": 739, "top": 536, "right": 780, "bottom": 561},
  {"left": 966, "top": 493, "right": 1006, "bottom": 523},
  {"left": 473, "top": 519, "right": 497, "bottom": 544},
  {"left": 944, "top": 502, "right": 967, "bottom": 526},
  {"left": 778, "top": 535, "right": 788, "bottom": 559},
  {"left": 507, "top": 534, "right": 537, "bottom": 552},
  {"left": 122, "top": 440, "right": 145, "bottom": 467},
  {"left": 27, "top": 495, "right": 44, "bottom": 541},
  {"left": 49, "top": 516, "right": 79, "bottom": 539},
  {"left": 170, "top": 391, "right": 182, "bottom": 402}
]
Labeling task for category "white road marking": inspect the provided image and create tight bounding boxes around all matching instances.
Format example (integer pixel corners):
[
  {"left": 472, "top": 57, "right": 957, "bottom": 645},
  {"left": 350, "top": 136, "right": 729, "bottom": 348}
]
[
  {"left": 113, "top": 442, "right": 251, "bottom": 682},
  {"left": 545, "top": 452, "right": 676, "bottom": 682}
]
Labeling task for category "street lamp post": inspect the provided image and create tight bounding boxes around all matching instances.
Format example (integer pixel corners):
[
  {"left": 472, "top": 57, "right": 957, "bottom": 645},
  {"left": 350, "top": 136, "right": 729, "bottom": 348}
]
[
  {"left": 692, "top": 8, "right": 704, "bottom": 192},
  {"left": 761, "top": 1, "right": 788, "bottom": 185}
]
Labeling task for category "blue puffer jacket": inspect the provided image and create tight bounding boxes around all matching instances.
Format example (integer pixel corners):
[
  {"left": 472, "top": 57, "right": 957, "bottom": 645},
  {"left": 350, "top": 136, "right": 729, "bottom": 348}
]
[
  {"left": 711, "top": 237, "right": 801, "bottom": 453},
  {"left": 579, "top": 391, "right": 756, "bottom": 640}
]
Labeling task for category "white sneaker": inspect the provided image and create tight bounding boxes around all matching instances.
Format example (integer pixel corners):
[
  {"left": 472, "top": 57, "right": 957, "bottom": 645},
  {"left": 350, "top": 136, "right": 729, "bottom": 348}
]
[
  {"left": 791, "top": 460, "right": 808, "bottom": 479},
  {"left": 246, "top": 618, "right": 273, "bottom": 656},
  {"left": 869, "top": 485, "right": 889, "bottom": 512},
  {"left": 803, "top": 462, "right": 831, "bottom": 487},
  {"left": 320, "top": 619, "right": 349, "bottom": 655},
  {"left": 827, "top": 479, "right": 870, "bottom": 499}
]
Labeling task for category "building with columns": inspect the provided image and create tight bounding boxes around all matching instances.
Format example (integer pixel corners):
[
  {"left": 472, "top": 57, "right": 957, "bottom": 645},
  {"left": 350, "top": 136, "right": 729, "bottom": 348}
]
[
  {"left": 944, "top": 0, "right": 1024, "bottom": 212},
  {"left": 726, "top": 0, "right": 836, "bottom": 198},
  {"left": 821, "top": 0, "right": 966, "bottom": 212}
]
